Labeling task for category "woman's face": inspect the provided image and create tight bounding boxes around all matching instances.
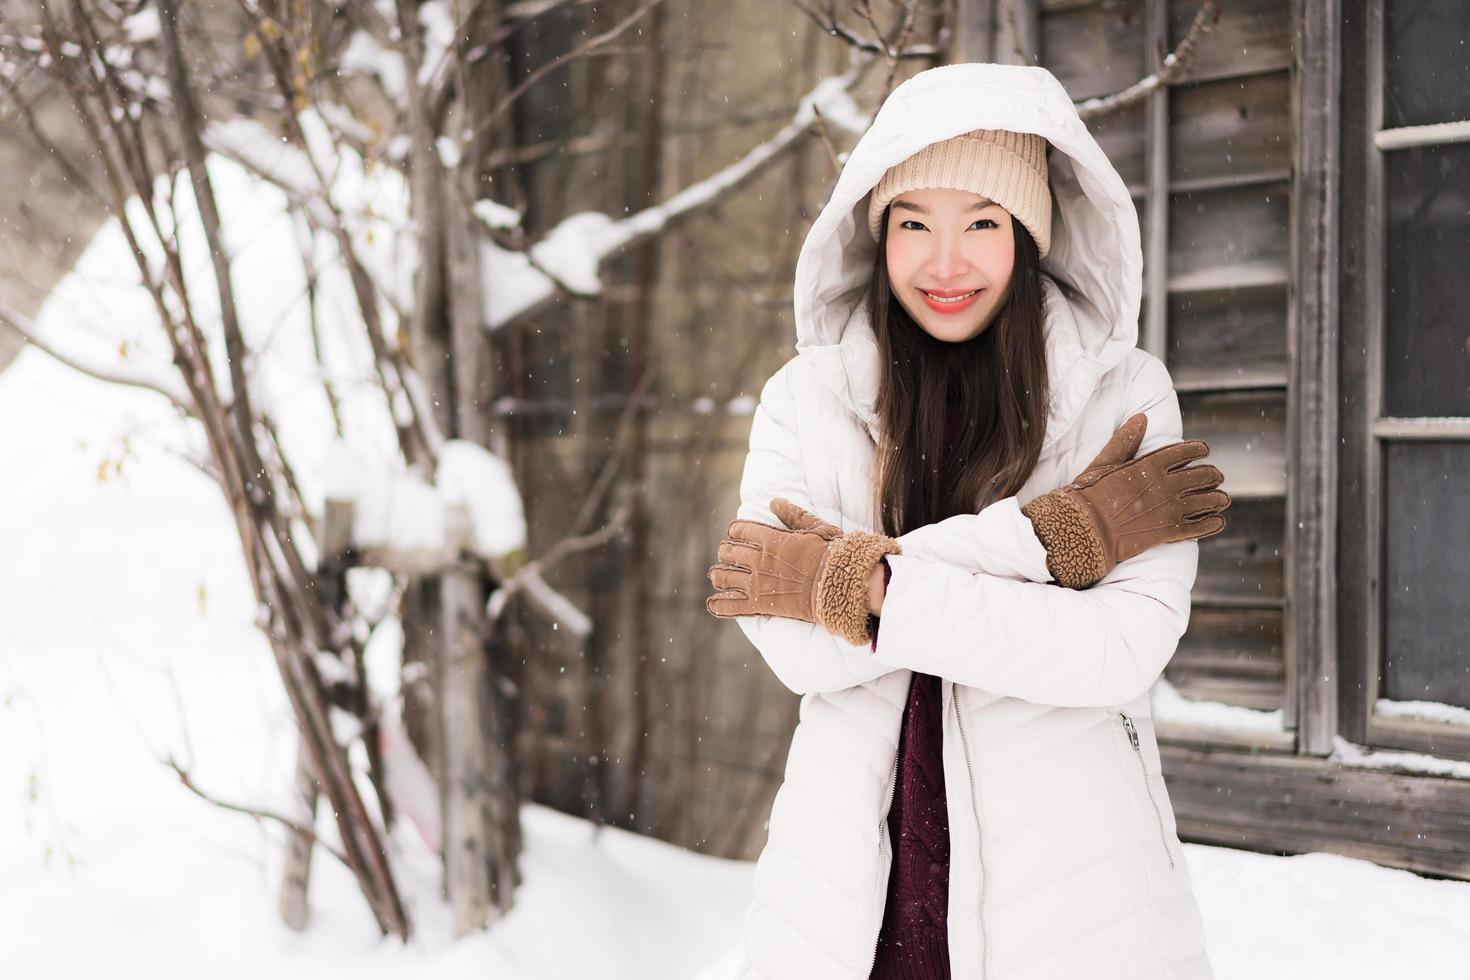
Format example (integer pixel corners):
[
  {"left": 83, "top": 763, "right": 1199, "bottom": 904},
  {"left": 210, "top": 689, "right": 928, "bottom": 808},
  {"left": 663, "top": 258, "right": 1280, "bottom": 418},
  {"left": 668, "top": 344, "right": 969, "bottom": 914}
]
[{"left": 884, "top": 186, "right": 1016, "bottom": 344}]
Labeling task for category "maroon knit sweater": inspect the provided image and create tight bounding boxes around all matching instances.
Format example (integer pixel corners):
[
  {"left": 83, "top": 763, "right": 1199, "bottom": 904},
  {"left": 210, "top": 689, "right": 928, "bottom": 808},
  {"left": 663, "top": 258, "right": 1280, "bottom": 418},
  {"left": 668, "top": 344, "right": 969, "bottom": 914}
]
[
  {"left": 866, "top": 413, "right": 961, "bottom": 978},
  {"left": 868, "top": 562, "right": 950, "bottom": 978}
]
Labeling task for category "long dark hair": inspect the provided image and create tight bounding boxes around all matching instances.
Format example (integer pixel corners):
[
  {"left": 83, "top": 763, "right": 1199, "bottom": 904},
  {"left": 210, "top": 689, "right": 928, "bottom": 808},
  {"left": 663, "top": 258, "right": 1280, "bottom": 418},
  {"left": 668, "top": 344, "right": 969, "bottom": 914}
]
[{"left": 869, "top": 209, "right": 1051, "bottom": 537}]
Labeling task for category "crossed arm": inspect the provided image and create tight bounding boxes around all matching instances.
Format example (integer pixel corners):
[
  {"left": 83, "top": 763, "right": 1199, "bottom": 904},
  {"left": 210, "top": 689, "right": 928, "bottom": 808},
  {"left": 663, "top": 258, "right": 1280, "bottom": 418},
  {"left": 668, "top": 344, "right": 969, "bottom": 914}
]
[{"left": 727, "top": 354, "right": 1199, "bottom": 707}]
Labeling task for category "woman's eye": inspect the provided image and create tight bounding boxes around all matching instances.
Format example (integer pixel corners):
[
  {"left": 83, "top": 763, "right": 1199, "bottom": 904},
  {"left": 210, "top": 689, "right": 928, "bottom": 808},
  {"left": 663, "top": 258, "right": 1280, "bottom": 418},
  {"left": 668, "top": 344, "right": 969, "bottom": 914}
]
[{"left": 896, "top": 218, "right": 996, "bottom": 231}]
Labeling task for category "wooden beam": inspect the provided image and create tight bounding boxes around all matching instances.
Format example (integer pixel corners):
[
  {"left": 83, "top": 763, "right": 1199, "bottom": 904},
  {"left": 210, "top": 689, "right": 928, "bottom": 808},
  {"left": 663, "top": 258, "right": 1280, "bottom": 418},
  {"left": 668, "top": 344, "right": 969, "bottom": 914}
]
[
  {"left": 1374, "top": 118, "right": 1470, "bottom": 150},
  {"left": 994, "top": 0, "right": 1039, "bottom": 65},
  {"left": 1371, "top": 417, "right": 1470, "bottom": 440},
  {"left": 1159, "top": 721, "right": 1295, "bottom": 754},
  {"left": 318, "top": 498, "right": 481, "bottom": 576},
  {"left": 1333, "top": 0, "right": 1373, "bottom": 750},
  {"left": 954, "top": 0, "right": 996, "bottom": 64},
  {"left": 1163, "top": 744, "right": 1470, "bottom": 880},
  {"left": 1141, "top": 0, "right": 1169, "bottom": 361},
  {"left": 1286, "top": 0, "right": 1341, "bottom": 753}
]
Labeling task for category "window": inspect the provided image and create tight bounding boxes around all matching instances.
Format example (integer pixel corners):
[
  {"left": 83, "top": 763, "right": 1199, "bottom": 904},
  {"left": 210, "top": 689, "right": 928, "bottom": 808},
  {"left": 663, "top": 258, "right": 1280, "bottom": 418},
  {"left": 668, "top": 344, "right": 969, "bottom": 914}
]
[{"left": 1341, "top": 0, "right": 1470, "bottom": 760}]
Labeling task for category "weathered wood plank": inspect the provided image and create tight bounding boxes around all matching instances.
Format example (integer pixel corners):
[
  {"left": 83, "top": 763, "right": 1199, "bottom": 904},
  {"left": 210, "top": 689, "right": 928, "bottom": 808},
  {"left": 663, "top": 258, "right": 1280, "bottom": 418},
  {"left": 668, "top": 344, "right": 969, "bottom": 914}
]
[
  {"left": 1155, "top": 717, "right": 1295, "bottom": 753},
  {"left": 1168, "top": 282, "right": 1288, "bottom": 389},
  {"left": 1041, "top": 0, "right": 1146, "bottom": 101},
  {"left": 1178, "top": 390, "right": 1288, "bottom": 498},
  {"left": 1366, "top": 717, "right": 1470, "bottom": 765},
  {"left": 1290, "top": 0, "right": 1343, "bottom": 750},
  {"left": 1170, "top": 70, "right": 1291, "bottom": 186},
  {"left": 1162, "top": 744, "right": 1470, "bottom": 880},
  {"left": 1171, "top": 606, "right": 1285, "bottom": 710},
  {"left": 1086, "top": 98, "right": 1147, "bottom": 190},
  {"left": 1167, "top": 0, "right": 1291, "bottom": 84},
  {"left": 1194, "top": 494, "right": 1285, "bottom": 603},
  {"left": 1166, "top": 675, "right": 1283, "bottom": 712},
  {"left": 1142, "top": 0, "right": 1170, "bottom": 361},
  {"left": 1168, "top": 181, "right": 1290, "bottom": 295},
  {"left": 995, "top": 0, "right": 1041, "bottom": 66},
  {"left": 955, "top": 0, "right": 998, "bottom": 62}
]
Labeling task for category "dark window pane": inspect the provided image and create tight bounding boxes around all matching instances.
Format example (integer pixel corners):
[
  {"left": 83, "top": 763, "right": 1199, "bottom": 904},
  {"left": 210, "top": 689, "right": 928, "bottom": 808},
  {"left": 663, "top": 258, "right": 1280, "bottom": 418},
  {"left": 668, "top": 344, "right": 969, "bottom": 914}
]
[
  {"left": 1382, "top": 441, "right": 1470, "bottom": 710},
  {"left": 1384, "top": 0, "right": 1470, "bottom": 129},
  {"left": 1383, "top": 142, "right": 1470, "bottom": 417}
]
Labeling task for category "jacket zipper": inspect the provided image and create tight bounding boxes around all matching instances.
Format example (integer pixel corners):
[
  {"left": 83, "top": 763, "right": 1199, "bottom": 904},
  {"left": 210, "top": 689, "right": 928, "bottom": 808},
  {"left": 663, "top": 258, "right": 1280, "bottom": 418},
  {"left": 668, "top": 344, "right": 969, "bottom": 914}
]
[
  {"left": 863, "top": 748, "right": 900, "bottom": 978},
  {"left": 1120, "top": 712, "right": 1175, "bottom": 870},
  {"left": 837, "top": 349, "right": 881, "bottom": 442},
  {"left": 953, "top": 686, "right": 989, "bottom": 980}
]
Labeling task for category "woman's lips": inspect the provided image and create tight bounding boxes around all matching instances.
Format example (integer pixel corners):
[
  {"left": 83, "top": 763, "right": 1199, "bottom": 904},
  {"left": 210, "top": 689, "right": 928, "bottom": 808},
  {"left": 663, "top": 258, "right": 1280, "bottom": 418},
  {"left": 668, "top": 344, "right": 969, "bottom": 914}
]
[{"left": 920, "top": 287, "right": 982, "bottom": 314}]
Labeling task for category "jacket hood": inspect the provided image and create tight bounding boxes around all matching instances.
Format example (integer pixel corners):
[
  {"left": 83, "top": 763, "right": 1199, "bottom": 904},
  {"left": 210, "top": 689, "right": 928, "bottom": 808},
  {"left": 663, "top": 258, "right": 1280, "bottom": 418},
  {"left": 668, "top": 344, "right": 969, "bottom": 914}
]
[{"left": 792, "top": 62, "right": 1144, "bottom": 453}]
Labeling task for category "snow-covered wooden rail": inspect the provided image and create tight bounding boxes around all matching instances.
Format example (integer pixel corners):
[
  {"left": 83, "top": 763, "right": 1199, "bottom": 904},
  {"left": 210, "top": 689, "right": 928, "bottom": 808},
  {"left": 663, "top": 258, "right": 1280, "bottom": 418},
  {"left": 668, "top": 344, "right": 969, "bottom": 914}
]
[
  {"left": 316, "top": 439, "right": 529, "bottom": 575},
  {"left": 317, "top": 496, "right": 482, "bottom": 575}
]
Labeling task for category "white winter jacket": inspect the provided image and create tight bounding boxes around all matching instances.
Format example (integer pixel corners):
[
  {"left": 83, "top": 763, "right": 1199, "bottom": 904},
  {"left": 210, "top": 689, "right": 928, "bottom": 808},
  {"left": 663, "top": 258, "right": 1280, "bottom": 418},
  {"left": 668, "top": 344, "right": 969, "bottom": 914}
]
[{"left": 730, "top": 64, "right": 1215, "bottom": 979}]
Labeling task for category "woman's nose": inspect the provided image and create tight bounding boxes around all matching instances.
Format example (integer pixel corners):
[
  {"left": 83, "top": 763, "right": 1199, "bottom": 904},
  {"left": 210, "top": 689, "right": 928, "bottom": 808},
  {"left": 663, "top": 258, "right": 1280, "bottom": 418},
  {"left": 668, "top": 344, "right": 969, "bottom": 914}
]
[{"left": 923, "top": 236, "right": 970, "bottom": 279}]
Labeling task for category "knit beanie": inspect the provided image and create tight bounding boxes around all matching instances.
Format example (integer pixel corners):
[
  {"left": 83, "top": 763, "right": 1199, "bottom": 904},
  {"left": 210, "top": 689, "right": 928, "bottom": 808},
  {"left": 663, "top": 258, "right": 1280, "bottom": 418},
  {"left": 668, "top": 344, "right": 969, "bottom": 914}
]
[{"left": 866, "top": 128, "right": 1052, "bottom": 258}]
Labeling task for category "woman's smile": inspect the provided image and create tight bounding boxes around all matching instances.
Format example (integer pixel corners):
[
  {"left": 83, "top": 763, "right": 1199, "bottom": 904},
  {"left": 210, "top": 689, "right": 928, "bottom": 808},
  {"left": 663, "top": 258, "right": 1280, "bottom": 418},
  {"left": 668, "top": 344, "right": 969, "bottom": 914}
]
[{"left": 919, "top": 287, "right": 984, "bottom": 314}]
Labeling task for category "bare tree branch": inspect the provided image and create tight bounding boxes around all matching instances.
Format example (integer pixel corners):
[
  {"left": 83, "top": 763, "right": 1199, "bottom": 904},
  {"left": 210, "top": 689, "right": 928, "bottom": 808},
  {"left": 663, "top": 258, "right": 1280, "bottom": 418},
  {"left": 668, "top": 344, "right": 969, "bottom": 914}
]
[
  {"left": 469, "top": 0, "right": 666, "bottom": 143},
  {"left": 163, "top": 755, "right": 353, "bottom": 867},
  {"left": 0, "top": 298, "right": 195, "bottom": 415},
  {"left": 788, "top": 0, "right": 946, "bottom": 60},
  {"left": 1076, "top": 0, "right": 1220, "bottom": 120}
]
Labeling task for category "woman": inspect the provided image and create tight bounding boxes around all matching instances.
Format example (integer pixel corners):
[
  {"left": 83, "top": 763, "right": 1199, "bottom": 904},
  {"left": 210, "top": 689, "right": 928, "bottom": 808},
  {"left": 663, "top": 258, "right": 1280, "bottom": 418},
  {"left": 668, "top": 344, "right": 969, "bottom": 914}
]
[{"left": 705, "top": 63, "right": 1229, "bottom": 979}]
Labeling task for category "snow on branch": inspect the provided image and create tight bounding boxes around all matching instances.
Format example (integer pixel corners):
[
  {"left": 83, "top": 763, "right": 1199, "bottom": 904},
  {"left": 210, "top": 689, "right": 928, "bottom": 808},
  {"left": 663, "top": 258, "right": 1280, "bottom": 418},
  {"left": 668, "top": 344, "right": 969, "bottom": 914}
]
[
  {"left": 1075, "top": 0, "right": 1219, "bottom": 120},
  {"left": 0, "top": 297, "right": 194, "bottom": 415},
  {"left": 204, "top": 117, "right": 334, "bottom": 225},
  {"left": 339, "top": 30, "right": 408, "bottom": 106},
  {"left": 321, "top": 437, "right": 528, "bottom": 570},
  {"left": 480, "top": 65, "right": 873, "bottom": 329},
  {"left": 788, "top": 0, "right": 945, "bottom": 61}
]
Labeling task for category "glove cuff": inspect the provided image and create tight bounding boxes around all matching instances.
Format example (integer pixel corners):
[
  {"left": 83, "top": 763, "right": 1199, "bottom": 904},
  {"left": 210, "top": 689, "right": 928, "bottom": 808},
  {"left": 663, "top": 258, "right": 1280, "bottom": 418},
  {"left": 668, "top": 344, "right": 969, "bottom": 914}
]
[
  {"left": 1021, "top": 490, "right": 1111, "bottom": 590},
  {"left": 814, "top": 532, "right": 903, "bottom": 646}
]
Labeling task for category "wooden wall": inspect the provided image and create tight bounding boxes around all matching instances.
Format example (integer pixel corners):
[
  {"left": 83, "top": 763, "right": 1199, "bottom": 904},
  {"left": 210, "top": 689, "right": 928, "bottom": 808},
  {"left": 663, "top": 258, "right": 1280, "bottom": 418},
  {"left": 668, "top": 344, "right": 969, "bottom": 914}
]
[{"left": 1044, "top": 0, "right": 1294, "bottom": 712}]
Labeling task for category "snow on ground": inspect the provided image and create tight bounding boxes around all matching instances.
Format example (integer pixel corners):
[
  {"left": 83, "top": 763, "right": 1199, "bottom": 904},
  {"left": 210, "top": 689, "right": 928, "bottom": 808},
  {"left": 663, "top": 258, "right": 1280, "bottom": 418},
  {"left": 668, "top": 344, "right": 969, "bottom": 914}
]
[{"left": 0, "top": 345, "right": 751, "bottom": 977}]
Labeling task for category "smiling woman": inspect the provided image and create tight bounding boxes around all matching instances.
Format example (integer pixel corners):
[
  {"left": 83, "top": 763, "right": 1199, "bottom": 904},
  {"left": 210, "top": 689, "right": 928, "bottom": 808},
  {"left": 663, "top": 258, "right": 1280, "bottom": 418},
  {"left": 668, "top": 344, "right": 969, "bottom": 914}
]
[{"left": 706, "top": 63, "right": 1228, "bottom": 980}]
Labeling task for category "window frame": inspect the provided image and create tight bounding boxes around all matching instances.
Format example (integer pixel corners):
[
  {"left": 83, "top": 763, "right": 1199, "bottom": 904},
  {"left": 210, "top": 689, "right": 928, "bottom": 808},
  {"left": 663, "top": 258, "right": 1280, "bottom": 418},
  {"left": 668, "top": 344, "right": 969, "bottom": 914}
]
[{"left": 1339, "top": 0, "right": 1470, "bottom": 762}]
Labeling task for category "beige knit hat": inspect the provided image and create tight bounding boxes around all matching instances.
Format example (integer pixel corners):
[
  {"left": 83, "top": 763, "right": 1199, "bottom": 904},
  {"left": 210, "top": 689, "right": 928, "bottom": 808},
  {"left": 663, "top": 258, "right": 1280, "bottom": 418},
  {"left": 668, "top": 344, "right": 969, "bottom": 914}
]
[{"left": 866, "top": 128, "right": 1052, "bottom": 257}]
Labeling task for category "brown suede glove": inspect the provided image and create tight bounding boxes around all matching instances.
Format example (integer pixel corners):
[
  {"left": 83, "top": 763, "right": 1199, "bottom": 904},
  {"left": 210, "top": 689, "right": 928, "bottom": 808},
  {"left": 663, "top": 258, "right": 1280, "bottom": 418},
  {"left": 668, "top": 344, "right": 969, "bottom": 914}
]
[
  {"left": 706, "top": 498, "right": 901, "bottom": 645},
  {"left": 1021, "top": 412, "right": 1230, "bottom": 590}
]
